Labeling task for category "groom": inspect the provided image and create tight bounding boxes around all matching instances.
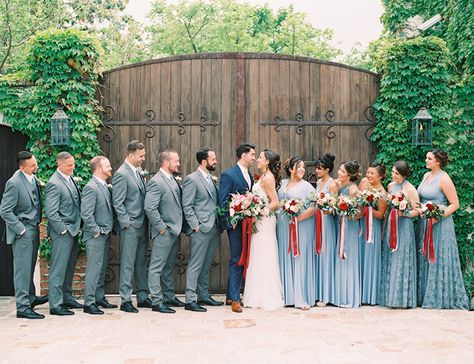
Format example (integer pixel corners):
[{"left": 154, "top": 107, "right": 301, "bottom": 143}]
[{"left": 219, "top": 143, "right": 255, "bottom": 313}]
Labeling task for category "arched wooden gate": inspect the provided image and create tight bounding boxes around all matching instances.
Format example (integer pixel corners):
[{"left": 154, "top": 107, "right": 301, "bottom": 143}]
[{"left": 98, "top": 52, "right": 379, "bottom": 294}]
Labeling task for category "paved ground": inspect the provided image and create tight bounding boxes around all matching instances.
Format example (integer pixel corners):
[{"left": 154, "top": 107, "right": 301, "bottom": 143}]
[{"left": 0, "top": 295, "right": 472, "bottom": 364}]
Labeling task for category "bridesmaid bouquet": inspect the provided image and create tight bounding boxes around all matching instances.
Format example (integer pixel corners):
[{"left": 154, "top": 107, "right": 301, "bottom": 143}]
[
  {"left": 280, "top": 198, "right": 305, "bottom": 257},
  {"left": 307, "top": 191, "right": 337, "bottom": 213},
  {"left": 356, "top": 188, "right": 383, "bottom": 209},
  {"left": 386, "top": 192, "right": 411, "bottom": 212},
  {"left": 419, "top": 201, "right": 445, "bottom": 220},
  {"left": 334, "top": 195, "right": 359, "bottom": 217},
  {"left": 280, "top": 198, "right": 305, "bottom": 217}
]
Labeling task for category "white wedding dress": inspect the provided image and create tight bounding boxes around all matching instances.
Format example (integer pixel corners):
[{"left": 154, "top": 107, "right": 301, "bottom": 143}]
[{"left": 243, "top": 182, "right": 284, "bottom": 310}]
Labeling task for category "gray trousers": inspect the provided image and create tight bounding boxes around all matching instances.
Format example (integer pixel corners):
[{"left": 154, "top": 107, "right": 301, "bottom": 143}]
[
  {"left": 48, "top": 232, "right": 78, "bottom": 309},
  {"left": 148, "top": 230, "right": 180, "bottom": 305},
  {"left": 84, "top": 234, "right": 109, "bottom": 306},
  {"left": 185, "top": 225, "right": 220, "bottom": 303},
  {"left": 119, "top": 224, "right": 149, "bottom": 304},
  {"left": 12, "top": 224, "right": 39, "bottom": 311}
]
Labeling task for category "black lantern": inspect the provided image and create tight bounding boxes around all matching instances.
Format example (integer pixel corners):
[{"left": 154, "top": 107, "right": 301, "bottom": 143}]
[
  {"left": 50, "top": 107, "right": 70, "bottom": 146},
  {"left": 412, "top": 107, "right": 433, "bottom": 146}
]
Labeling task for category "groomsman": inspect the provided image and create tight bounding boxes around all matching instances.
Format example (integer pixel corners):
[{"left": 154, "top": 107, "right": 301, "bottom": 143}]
[
  {"left": 219, "top": 143, "right": 255, "bottom": 313},
  {"left": 145, "top": 149, "right": 185, "bottom": 313},
  {"left": 182, "top": 148, "right": 223, "bottom": 312},
  {"left": 81, "top": 156, "right": 117, "bottom": 315},
  {"left": 46, "top": 152, "right": 84, "bottom": 316},
  {"left": 112, "top": 140, "right": 151, "bottom": 313},
  {"left": 0, "top": 151, "right": 47, "bottom": 319}
]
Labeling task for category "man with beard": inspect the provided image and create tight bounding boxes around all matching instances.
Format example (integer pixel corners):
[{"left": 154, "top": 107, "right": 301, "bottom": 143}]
[
  {"left": 182, "top": 148, "right": 223, "bottom": 312},
  {"left": 145, "top": 149, "right": 185, "bottom": 313}
]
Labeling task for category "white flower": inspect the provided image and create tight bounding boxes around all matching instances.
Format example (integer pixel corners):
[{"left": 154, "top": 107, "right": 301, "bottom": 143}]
[
  {"left": 174, "top": 176, "right": 182, "bottom": 183},
  {"left": 107, "top": 184, "right": 113, "bottom": 189},
  {"left": 140, "top": 168, "right": 150, "bottom": 177},
  {"left": 399, "top": 200, "right": 408, "bottom": 211},
  {"left": 36, "top": 178, "right": 46, "bottom": 187},
  {"left": 211, "top": 175, "right": 218, "bottom": 183},
  {"left": 73, "top": 176, "right": 83, "bottom": 182},
  {"left": 229, "top": 208, "right": 235, "bottom": 217}
]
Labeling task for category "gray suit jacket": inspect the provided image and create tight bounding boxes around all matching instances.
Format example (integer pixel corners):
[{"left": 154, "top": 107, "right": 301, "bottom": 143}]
[
  {"left": 45, "top": 171, "right": 81, "bottom": 239},
  {"left": 145, "top": 171, "right": 183, "bottom": 239},
  {"left": 112, "top": 162, "right": 146, "bottom": 230},
  {"left": 0, "top": 170, "right": 42, "bottom": 244},
  {"left": 81, "top": 177, "right": 114, "bottom": 242},
  {"left": 182, "top": 169, "right": 219, "bottom": 235}
]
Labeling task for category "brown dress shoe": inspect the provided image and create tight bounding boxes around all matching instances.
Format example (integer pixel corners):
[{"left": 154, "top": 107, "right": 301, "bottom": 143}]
[
  {"left": 226, "top": 298, "right": 243, "bottom": 306},
  {"left": 231, "top": 301, "right": 242, "bottom": 313}
]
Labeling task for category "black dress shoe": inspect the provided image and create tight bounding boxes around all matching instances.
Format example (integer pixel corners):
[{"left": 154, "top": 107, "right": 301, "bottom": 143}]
[
  {"left": 164, "top": 297, "right": 185, "bottom": 307},
  {"left": 120, "top": 301, "right": 139, "bottom": 313},
  {"left": 62, "top": 300, "right": 84, "bottom": 309},
  {"left": 185, "top": 302, "right": 207, "bottom": 312},
  {"left": 50, "top": 306, "right": 74, "bottom": 316},
  {"left": 198, "top": 297, "right": 224, "bottom": 306},
  {"left": 137, "top": 298, "right": 152, "bottom": 308},
  {"left": 96, "top": 298, "right": 118, "bottom": 309},
  {"left": 83, "top": 303, "right": 104, "bottom": 315},
  {"left": 31, "top": 295, "right": 49, "bottom": 308},
  {"left": 152, "top": 302, "right": 176, "bottom": 313},
  {"left": 17, "top": 308, "right": 45, "bottom": 319}
]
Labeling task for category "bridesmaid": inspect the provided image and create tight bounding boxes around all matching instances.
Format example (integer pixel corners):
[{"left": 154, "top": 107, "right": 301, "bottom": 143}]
[
  {"left": 417, "top": 149, "right": 469, "bottom": 309},
  {"left": 277, "top": 157, "right": 316, "bottom": 309},
  {"left": 359, "top": 162, "right": 387, "bottom": 306},
  {"left": 334, "top": 159, "right": 362, "bottom": 308},
  {"left": 314, "top": 153, "right": 338, "bottom": 307},
  {"left": 380, "top": 161, "right": 418, "bottom": 308}
]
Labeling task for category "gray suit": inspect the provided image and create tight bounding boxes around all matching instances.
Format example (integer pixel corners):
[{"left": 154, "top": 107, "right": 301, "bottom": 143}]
[
  {"left": 182, "top": 169, "right": 220, "bottom": 303},
  {"left": 45, "top": 171, "right": 81, "bottom": 309},
  {"left": 145, "top": 171, "right": 183, "bottom": 305},
  {"left": 112, "top": 162, "right": 148, "bottom": 304},
  {"left": 81, "top": 177, "right": 114, "bottom": 306},
  {"left": 0, "top": 170, "right": 42, "bottom": 311}
]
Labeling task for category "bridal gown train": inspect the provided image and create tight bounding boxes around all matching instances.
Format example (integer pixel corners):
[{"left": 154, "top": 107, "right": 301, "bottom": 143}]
[{"left": 243, "top": 182, "right": 284, "bottom": 310}]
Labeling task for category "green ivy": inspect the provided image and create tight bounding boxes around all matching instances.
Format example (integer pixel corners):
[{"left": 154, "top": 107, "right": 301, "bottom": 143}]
[
  {"left": 0, "top": 28, "right": 104, "bottom": 258},
  {"left": 371, "top": 36, "right": 474, "bottom": 297}
]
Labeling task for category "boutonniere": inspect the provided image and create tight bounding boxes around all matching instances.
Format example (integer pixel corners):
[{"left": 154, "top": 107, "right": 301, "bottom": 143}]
[
  {"left": 211, "top": 175, "right": 218, "bottom": 183},
  {"left": 107, "top": 184, "right": 113, "bottom": 189},
  {"left": 139, "top": 168, "right": 149, "bottom": 178},
  {"left": 36, "top": 178, "right": 46, "bottom": 188},
  {"left": 73, "top": 176, "right": 83, "bottom": 183},
  {"left": 254, "top": 173, "right": 261, "bottom": 181},
  {"left": 174, "top": 176, "right": 183, "bottom": 183}
]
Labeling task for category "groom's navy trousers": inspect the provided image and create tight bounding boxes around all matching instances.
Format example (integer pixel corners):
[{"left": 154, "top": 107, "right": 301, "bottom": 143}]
[{"left": 219, "top": 164, "right": 253, "bottom": 301}]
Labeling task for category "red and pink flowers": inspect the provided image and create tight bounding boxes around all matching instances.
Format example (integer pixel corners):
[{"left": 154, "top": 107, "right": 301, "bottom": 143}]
[{"left": 386, "top": 192, "right": 411, "bottom": 212}]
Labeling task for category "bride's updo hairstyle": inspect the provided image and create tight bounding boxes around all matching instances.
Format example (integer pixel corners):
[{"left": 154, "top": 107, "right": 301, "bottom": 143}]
[
  {"left": 263, "top": 149, "right": 282, "bottom": 190},
  {"left": 341, "top": 159, "right": 361, "bottom": 182},
  {"left": 284, "top": 156, "right": 304, "bottom": 177},
  {"left": 315, "top": 153, "right": 336, "bottom": 172}
]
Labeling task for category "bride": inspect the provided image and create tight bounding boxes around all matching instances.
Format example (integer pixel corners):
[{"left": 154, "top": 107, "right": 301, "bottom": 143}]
[{"left": 243, "top": 149, "right": 284, "bottom": 310}]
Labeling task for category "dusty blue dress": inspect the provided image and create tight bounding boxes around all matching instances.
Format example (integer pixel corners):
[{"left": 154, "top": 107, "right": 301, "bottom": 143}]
[
  {"left": 380, "top": 181, "right": 417, "bottom": 308},
  {"left": 417, "top": 171, "right": 469, "bottom": 310},
  {"left": 277, "top": 179, "right": 317, "bottom": 308},
  {"left": 315, "top": 178, "right": 336, "bottom": 305},
  {"left": 360, "top": 190, "right": 384, "bottom": 305},
  {"left": 334, "top": 184, "right": 361, "bottom": 308}
]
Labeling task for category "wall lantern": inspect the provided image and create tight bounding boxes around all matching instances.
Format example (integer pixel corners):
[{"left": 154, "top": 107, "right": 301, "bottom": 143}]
[
  {"left": 412, "top": 107, "right": 433, "bottom": 146},
  {"left": 50, "top": 106, "right": 70, "bottom": 146}
]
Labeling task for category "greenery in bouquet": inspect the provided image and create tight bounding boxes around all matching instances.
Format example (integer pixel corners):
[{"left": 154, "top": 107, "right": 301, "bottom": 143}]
[
  {"left": 356, "top": 188, "right": 383, "bottom": 209},
  {"left": 386, "top": 192, "right": 411, "bottom": 212},
  {"left": 280, "top": 198, "right": 305, "bottom": 218},
  {"left": 227, "top": 191, "right": 269, "bottom": 226},
  {"left": 419, "top": 201, "right": 445, "bottom": 220}
]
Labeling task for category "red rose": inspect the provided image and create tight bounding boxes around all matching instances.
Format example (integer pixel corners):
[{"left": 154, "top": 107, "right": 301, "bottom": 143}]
[
  {"left": 235, "top": 204, "right": 242, "bottom": 211},
  {"left": 426, "top": 203, "right": 434, "bottom": 210},
  {"left": 398, "top": 196, "right": 404, "bottom": 202},
  {"left": 367, "top": 195, "right": 374, "bottom": 202},
  {"left": 320, "top": 192, "right": 325, "bottom": 198},
  {"left": 340, "top": 202, "right": 348, "bottom": 211},
  {"left": 391, "top": 195, "right": 396, "bottom": 200},
  {"left": 290, "top": 200, "right": 297, "bottom": 206},
  {"left": 254, "top": 173, "right": 260, "bottom": 181}
]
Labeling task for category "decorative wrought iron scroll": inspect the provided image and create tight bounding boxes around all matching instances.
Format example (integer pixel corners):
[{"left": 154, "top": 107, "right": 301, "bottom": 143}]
[
  {"left": 101, "top": 108, "right": 220, "bottom": 142},
  {"left": 260, "top": 106, "right": 376, "bottom": 140}
]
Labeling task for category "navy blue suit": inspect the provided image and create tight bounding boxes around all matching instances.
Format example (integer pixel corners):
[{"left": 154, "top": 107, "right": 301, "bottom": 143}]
[{"left": 218, "top": 164, "right": 253, "bottom": 301}]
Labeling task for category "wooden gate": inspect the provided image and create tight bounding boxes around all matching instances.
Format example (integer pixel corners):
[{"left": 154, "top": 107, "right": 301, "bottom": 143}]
[
  {"left": 98, "top": 52, "right": 379, "bottom": 293},
  {"left": 0, "top": 123, "right": 28, "bottom": 296}
]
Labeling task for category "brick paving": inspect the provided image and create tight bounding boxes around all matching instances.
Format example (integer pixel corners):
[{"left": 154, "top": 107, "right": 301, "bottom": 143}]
[{"left": 0, "top": 295, "right": 473, "bottom": 363}]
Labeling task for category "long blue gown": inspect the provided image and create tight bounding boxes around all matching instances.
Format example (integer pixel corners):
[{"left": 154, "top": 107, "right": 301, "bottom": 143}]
[
  {"left": 315, "top": 178, "right": 336, "bottom": 305},
  {"left": 417, "top": 171, "right": 469, "bottom": 310},
  {"left": 380, "top": 181, "right": 417, "bottom": 308},
  {"left": 334, "top": 184, "right": 361, "bottom": 308},
  {"left": 360, "top": 190, "right": 384, "bottom": 305},
  {"left": 277, "top": 179, "right": 316, "bottom": 308}
]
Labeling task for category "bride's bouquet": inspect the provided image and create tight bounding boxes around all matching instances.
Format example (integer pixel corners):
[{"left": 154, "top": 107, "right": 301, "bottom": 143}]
[
  {"left": 307, "top": 191, "right": 337, "bottom": 213},
  {"left": 228, "top": 191, "right": 269, "bottom": 230}
]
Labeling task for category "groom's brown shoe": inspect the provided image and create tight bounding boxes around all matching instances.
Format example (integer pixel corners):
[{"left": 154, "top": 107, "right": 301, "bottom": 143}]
[
  {"left": 231, "top": 301, "right": 242, "bottom": 313},
  {"left": 226, "top": 298, "right": 243, "bottom": 306}
]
